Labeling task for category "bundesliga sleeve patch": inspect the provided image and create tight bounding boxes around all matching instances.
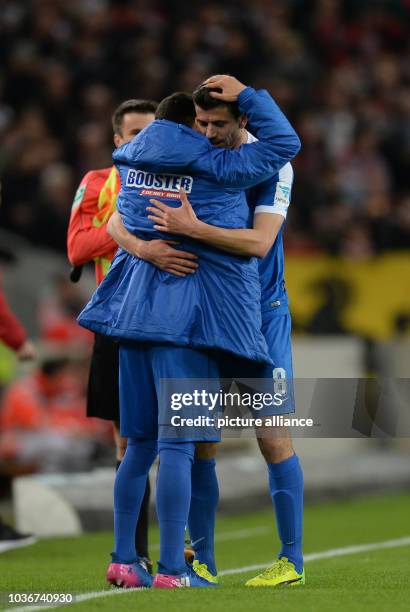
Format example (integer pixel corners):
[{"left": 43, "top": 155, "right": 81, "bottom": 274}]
[
  {"left": 272, "top": 182, "right": 291, "bottom": 217},
  {"left": 72, "top": 184, "right": 86, "bottom": 209},
  {"left": 254, "top": 181, "right": 292, "bottom": 218}
]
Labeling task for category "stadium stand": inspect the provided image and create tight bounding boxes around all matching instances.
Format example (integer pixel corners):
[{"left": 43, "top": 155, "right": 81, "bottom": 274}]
[{"left": 0, "top": 0, "right": 408, "bottom": 257}]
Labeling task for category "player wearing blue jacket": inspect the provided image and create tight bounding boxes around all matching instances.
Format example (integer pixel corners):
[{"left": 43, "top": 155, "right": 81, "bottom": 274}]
[
  {"left": 78, "top": 77, "right": 300, "bottom": 589},
  {"left": 138, "top": 76, "right": 304, "bottom": 588}
]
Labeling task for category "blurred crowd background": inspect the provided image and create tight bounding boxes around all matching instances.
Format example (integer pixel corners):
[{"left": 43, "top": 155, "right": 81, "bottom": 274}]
[
  {"left": 0, "top": 0, "right": 409, "bottom": 485},
  {"left": 0, "top": 0, "right": 409, "bottom": 256}
]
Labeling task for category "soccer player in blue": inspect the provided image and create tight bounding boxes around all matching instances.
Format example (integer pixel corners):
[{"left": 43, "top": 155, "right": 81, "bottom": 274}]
[
  {"left": 126, "top": 75, "right": 305, "bottom": 588},
  {"left": 78, "top": 76, "right": 300, "bottom": 588}
]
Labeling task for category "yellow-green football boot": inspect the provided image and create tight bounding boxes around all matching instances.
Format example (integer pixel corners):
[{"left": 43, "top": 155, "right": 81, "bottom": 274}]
[
  {"left": 245, "top": 557, "right": 305, "bottom": 587},
  {"left": 192, "top": 560, "right": 219, "bottom": 584}
]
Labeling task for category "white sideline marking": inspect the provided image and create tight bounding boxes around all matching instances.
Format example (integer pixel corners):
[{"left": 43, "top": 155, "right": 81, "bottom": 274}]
[
  {"left": 219, "top": 535, "right": 410, "bottom": 575},
  {"left": 6, "top": 535, "right": 410, "bottom": 612},
  {"left": 216, "top": 526, "right": 270, "bottom": 542}
]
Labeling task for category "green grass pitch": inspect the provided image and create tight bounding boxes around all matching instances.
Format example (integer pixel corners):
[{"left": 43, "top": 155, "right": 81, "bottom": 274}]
[{"left": 1, "top": 493, "right": 410, "bottom": 611}]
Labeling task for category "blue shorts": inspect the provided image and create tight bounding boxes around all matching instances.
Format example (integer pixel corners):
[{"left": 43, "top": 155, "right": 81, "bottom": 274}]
[
  {"left": 119, "top": 343, "right": 221, "bottom": 441},
  {"left": 218, "top": 310, "right": 295, "bottom": 415}
]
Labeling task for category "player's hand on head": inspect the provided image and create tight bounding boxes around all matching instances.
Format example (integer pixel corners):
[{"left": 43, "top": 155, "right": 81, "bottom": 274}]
[
  {"left": 139, "top": 239, "right": 198, "bottom": 277},
  {"left": 146, "top": 189, "right": 199, "bottom": 235},
  {"left": 202, "top": 75, "right": 247, "bottom": 101}
]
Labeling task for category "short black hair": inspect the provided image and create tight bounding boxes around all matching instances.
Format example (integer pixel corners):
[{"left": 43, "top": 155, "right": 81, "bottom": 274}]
[
  {"left": 112, "top": 99, "right": 158, "bottom": 135},
  {"left": 155, "top": 92, "right": 196, "bottom": 127},
  {"left": 193, "top": 85, "right": 242, "bottom": 119}
]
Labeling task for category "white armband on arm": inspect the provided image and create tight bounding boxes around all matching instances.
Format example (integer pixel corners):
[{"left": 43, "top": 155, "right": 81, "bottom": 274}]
[
  {"left": 254, "top": 162, "right": 293, "bottom": 219},
  {"left": 254, "top": 181, "right": 292, "bottom": 218}
]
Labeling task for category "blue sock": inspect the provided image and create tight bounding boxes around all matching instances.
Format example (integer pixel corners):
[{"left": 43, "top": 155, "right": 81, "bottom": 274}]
[
  {"left": 268, "top": 454, "right": 304, "bottom": 573},
  {"left": 112, "top": 438, "right": 157, "bottom": 564},
  {"left": 188, "top": 458, "right": 219, "bottom": 575},
  {"left": 156, "top": 441, "right": 195, "bottom": 575}
]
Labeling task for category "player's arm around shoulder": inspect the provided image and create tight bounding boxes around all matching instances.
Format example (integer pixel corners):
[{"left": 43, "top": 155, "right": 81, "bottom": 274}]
[
  {"left": 201, "top": 75, "right": 300, "bottom": 188},
  {"left": 67, "top": 169, "right": 117, "bottom": 266}
]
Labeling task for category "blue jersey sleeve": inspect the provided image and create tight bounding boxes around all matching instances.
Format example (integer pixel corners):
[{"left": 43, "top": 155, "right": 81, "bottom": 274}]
[{"left": 247, "top": 162, "right": 293, "bottom": 218}]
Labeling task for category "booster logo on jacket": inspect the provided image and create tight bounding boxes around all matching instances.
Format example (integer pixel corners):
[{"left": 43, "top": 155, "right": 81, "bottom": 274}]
[{"left": 125, "top": 169, "right": 193, "bottom": 200}]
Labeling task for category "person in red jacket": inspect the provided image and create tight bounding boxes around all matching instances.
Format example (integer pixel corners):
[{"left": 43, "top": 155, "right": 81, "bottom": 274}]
[
  {"left": 0, "top": 282, "right": 37, "bottom": 553},
  {"left": 0, "top": 288, "right": 37, "bottom": 552},
  {"left": 0, "top": 183, "right": 36, "bottom": 361},
  {"left": 0, "top": 281, "right": 36, "bottom": 362},
  {"left": 0, "top": 185, "right": 37, "bottom": 550},
  {"left": 67, "top": 100, "right": 158, "bottom": 441}
]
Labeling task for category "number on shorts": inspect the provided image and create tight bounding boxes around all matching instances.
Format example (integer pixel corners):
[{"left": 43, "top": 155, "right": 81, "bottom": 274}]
[{"left": 272, "top": 367, "right": 287, "bottom": 395}]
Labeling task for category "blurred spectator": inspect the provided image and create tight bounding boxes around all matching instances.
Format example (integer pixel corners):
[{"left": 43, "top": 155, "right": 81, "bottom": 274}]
[
  {"left": 338, "top": 127, "right": 390, "bottom": 210},
  {"left": 0, "top": 181, "right": 36, "bottom": 361},
  {"left": 28, "top": 163, "right": 75, "bottom": 251},
  {"left": 306, "top": 277, "right": 353, "bottom": 335},
  {"left": 0, "top": 0, "right": 408, "bottom": 256},
  {"left": 0, "top": 279, "right": 36, "bottom": 362},
  {"left": 38, "top": 274, "right": 93, "bottom": 347},
  {"left": 0, "top": 213, "right": 37, "bottom": 550},
  {"left": 0, "top": 356, "right": 112, "bottom": 474}
]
